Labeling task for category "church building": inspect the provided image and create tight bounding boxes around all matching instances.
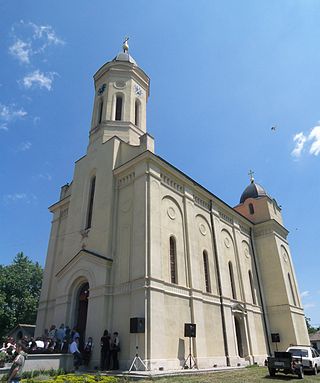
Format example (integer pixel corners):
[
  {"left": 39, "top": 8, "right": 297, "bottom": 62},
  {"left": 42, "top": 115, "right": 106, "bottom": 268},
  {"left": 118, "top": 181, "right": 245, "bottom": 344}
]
[{"left": 36, "top": 41, "right": 309, "bottom": 370}]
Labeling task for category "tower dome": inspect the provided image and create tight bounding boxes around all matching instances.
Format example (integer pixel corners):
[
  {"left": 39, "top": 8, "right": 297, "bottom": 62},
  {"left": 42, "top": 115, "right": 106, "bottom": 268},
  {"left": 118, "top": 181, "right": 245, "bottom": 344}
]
[
  {"left": 113, "top": 51, "right": 137, "bottom": 65},
  {"left": 112, "top": 37, "right": 137, "bottom": 65},
  {"left": 240, "top": 179, "right": 267, "bottom": 204}
]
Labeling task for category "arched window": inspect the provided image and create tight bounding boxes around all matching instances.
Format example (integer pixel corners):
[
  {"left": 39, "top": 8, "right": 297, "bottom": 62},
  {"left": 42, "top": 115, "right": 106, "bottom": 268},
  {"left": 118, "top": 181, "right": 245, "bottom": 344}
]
[
  {"left": 98, "top": 99, "right": 103, "bottom": 124},
  {"left": 86, "top": 176, "right": 96, "bottom": 229},
  {"left": 248, "top": 270, "right": 256, "bottom": 304},
  {"left": 249, "top": 203, "right": 254, "bottom": 215},
  {"left": 288, "top": 273, "right": 296, "bottom": 306},
  {"left": 229, "top": 261, "right": 236, "bottom": 299},
  {"left": 169, "top": 236, "right": 177, "bottom": 284},
  {"left": 273, "top": 200, "right": 278, "bottom": 215},
  {"left": 115, "top": 95, "right": 123, "bottom": 121},
  {"left": 203, "top": 251, "right": 211, "bottom": 293},
  {"left": 135, "top": 99, "right": 140, "bottom": 126}
]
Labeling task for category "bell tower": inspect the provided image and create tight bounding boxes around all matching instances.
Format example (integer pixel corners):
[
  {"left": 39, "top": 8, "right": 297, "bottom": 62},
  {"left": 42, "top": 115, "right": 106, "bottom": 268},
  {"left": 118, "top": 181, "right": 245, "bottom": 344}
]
[
  {"left": 88, "top": 38, "right": 150, "bottom": 149},
  {"left": 234, "top": 172, "right": 309, "bottom": 351}
]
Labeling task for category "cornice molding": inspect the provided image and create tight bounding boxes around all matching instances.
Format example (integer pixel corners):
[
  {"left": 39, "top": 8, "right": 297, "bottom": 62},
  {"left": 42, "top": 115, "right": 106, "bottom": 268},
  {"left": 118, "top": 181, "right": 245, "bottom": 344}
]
[
  {"left": 49, "top": 195, "right": 70, "bottom": 213},
  {"left": 113, "top": 152, "right": 254, "bottom": 229},
  {"left": 253, "top": 219, "right": 288, "bottom": 239},
  {"left": 55, "top": 249, "right": 112, "bottom": 278}
]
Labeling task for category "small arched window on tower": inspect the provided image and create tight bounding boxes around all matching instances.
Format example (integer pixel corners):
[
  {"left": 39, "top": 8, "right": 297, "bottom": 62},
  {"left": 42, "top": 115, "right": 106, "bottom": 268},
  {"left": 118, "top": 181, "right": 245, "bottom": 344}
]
[
  {"left": 248, "top": 270, "right": 256, "bottom": 304},
  {"left": 115, "top": 95, "right": 123, "bottom": 121},
  {"left": 97, "top": 98, "right": 103, "bottom": 124},
  {"left": 203, "top": 250, "right": 211, "bottom": 293},
  {"left": 134, "top": 99, "right": 140, "bottom": 127},
  {"left": 288, "top": 273, "right": 297, "bottom": 306},
  {"left": 86, "top": 176, "right": 96, "bottom": 229},
  {"left": 249, "top": 203, "right": 254, "bottom": 215},
  {"left": 169, "top": 236, "right": 177, "bottom": 284},
  {"left": 228, "top": 261, "right": 237, "bottom": 299}
]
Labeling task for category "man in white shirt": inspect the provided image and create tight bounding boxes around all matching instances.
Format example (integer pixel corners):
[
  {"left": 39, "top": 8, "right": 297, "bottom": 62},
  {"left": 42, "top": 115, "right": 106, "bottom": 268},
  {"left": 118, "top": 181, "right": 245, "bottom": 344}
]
[
  {"left": 69, "top": 337, "right": 82, "bottom": 370},
  {"left": 35, "top": 339, "right": 45, "bottom": 349}
]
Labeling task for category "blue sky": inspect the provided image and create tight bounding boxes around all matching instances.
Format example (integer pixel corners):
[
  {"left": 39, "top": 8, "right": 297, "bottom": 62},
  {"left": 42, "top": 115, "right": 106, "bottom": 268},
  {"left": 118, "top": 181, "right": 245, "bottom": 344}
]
[{"left": 1, "top": 0, "right": 319, "bottom": 325}]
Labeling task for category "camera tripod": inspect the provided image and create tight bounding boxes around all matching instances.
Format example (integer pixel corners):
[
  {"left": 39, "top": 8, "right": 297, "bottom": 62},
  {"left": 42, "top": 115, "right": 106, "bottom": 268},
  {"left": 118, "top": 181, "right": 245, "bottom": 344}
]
[
  {"left": 128, "top": 346, "right": 149, "bottom": 372},
  {"left": 183, "top": 336, "right": 198, "bottom": 369}
]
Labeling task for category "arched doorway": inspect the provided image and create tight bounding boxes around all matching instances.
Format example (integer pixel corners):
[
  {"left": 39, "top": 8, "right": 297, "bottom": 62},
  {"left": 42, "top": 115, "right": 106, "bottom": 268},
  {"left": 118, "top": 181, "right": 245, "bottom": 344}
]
[
  {"left": 235, "top": 317, "right": 244, "bottom": 357},
  {"left": 75, "top": 282, "right": 89, "bottom": 349},
  {"left": 232, "top": 304, "right": 249, "bottom": 360}
]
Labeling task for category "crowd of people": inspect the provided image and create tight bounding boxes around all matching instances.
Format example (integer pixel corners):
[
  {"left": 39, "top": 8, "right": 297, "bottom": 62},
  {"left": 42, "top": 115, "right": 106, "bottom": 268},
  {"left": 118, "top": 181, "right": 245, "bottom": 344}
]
[
  {"left": 1, "top": 325, "right": 120, "bottom": 371},
  {"left": 1, "top": 325, "right": 82, "bottom": 356}
]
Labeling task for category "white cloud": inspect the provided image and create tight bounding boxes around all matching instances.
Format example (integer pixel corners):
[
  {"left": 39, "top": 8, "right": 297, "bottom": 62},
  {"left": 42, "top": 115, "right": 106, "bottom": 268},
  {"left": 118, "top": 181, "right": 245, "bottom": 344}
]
[
  {"left": 29, "top": 22, "right": 65, "bottom": 47},
  {"left": 8, "top": 39, "right": 32, "bottom": 64},
  {"left": 309, "top": 125, "right": 320, "bottom": 156},
  {"left": 0, "top": 103, "right": 27, "bottom": 131},
  {"left": 36, "top": 173, "right": 52, "bottom": 181},
  {"left": 4, "top": 193, "right": 27, "bottom": 201},
  {"left": 17, "top": 141, "right": 32, "bottom": 152},
  {"left": 0, "top": 124, "right": 8, "bottom": 131},
  {"left": 2, "top": 193, "right": 37, "bottom": 205},
  {"left": 9, "top": 21, "right": 65, "bottom": 65},
  {"left": 0, "top": 103, "right": 27, "bottom": 121},
  {"left": 22, "top": 70, "right": 57, "bottom": 91},
  {"left": 304, "top": 303, "right": 316, "bottom": 309},
  {"left": 300, "top": 291, "right": 310, "bottom": 298},
  {"left": 33, "top": 116, "right": 40, "bottom": 125},
  {"left": 291, "top": 132, "right": 307, "bottom": 158},
  {"left": 292, "top": 122, "right": 320, "bottom": 158}
]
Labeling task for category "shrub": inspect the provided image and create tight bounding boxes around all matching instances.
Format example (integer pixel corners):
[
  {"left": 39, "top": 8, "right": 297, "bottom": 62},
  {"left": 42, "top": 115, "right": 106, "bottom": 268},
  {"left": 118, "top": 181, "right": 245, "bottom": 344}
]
[
  {"left": 20, "top": 375, "right": 119, "bottom": 383},
  {"left": 21, "top": 369, "right": 65, "bottom": 379}
]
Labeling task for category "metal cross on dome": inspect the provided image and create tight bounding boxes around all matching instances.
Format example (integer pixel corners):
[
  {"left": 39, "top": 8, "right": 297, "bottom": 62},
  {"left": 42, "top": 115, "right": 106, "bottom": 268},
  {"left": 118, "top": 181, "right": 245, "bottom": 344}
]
[
  {"left": 123, "top": 36, "right": 129, "bottom": 52},
  {"left": 248, "top": 169, "right": 255, "bottom": 183}
]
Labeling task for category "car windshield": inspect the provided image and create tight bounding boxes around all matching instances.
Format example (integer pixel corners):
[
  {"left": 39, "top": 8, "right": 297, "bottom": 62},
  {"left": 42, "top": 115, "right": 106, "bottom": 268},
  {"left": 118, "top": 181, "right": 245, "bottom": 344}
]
[{"left": 288, "top": 348, "right": 308, "bottom": 357}]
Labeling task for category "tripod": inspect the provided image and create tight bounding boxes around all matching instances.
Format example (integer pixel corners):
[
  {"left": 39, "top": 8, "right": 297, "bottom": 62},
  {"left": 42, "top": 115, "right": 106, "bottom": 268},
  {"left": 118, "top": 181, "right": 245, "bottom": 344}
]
[
  {"left": 128, "top": 346, "right": 148, "bottom": 372},
  {"left": 183, "top": 336, "right": 198, "bottom": 369}
]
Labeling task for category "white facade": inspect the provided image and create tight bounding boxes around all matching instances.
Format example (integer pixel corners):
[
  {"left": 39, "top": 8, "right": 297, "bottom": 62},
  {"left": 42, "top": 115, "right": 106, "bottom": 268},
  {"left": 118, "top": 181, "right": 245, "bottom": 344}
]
[{"left": 36, "top": 45, "right": 309, "bottom": 370}]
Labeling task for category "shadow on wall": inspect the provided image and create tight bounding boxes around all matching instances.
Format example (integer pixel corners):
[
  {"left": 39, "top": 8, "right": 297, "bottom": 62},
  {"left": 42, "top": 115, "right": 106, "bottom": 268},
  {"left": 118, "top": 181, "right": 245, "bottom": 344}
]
[{"left": 178, "top": 338, "right": 185, "bottom": 365}]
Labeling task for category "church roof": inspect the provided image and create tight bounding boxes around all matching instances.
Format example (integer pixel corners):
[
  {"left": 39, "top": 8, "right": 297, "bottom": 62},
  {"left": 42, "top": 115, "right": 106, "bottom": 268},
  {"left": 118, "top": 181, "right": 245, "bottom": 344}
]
[
  {"left": 113, "top": 51, "right": 137, "bottom": 65},
  {"left": 112, "top": 39, "right": 137, "bottom": 65},
  {"left": 240, "top": 180, "right": 267, "bottom": 204},
  {"left": 310, "top": 331, "right": 320, "bottom": 341}
]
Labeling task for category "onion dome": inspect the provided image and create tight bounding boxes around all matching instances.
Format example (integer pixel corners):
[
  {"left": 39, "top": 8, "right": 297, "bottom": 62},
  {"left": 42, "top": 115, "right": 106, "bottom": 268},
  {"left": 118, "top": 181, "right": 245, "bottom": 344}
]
[{"left": 240, "top": 173, "right": 267, "bottom": 204}]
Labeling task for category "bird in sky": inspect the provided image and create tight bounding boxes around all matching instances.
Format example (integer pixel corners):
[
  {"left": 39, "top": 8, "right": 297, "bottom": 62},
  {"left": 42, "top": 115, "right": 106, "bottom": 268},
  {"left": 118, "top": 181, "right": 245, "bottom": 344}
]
[{"left": 271, "top": 126, "right": 276, "bottom": 131}]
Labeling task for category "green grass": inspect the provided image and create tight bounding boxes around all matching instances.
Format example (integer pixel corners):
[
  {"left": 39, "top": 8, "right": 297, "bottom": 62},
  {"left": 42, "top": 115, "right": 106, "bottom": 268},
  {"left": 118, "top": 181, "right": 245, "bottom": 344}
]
[
  {"left": 120, "top": 366, "right": 320, "bottom": 383},
  {"left": 3, "top": 367, "right": 318, "bottom": 383}
]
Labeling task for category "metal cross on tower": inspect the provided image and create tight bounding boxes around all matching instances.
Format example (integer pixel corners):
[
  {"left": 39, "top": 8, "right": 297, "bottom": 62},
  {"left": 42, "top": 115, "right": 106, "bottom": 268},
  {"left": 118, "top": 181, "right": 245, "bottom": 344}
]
[
  {"left": 123, "top": 36, "right": 129, "bottom": 52},
  {"left": 248, "top": 169, "right": 255, "bottom": 183}
]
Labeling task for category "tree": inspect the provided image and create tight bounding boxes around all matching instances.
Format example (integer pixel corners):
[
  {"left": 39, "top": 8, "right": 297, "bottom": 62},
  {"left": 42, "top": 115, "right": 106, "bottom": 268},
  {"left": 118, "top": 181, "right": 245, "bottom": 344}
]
[
  {"left": 305, "top": 316, "right": 320, "bottom": 335},
  {"left": 0, "top": 252, "right": 43, "bottom": 340}
]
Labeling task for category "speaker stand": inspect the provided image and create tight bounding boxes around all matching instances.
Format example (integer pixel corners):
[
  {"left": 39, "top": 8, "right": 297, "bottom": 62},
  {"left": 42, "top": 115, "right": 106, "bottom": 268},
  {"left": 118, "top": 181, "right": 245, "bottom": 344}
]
[
  {"left": 183, "top": 337, "right": 198, "bottom": 369},
  {"left": 128, "top": 338, "right": 149, "bottom": 373},
  {"left": 129, "top": 352, "right": 148, "bottom": 372}
]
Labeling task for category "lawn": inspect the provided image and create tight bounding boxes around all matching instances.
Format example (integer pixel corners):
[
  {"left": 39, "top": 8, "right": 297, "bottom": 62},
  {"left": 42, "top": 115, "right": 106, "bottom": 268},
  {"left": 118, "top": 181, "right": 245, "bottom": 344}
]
[
  {"left": 5, "top": 367, "right": 318, "bottom": 383},
  {"left": 124, "top": 366, "right": 319, "bottom": 383}
]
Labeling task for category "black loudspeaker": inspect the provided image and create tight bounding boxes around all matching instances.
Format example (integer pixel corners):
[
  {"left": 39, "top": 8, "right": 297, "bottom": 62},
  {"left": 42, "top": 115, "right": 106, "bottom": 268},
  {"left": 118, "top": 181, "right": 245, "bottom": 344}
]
[
  {"left": 130, "top": 317, "right": 145, "bottom": 333},
  {"left": 271, "top": 333, "right": 280, "bottom": 343},
  {"left": 184, "top": 323, "right": 196, "bottom": 338}
]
